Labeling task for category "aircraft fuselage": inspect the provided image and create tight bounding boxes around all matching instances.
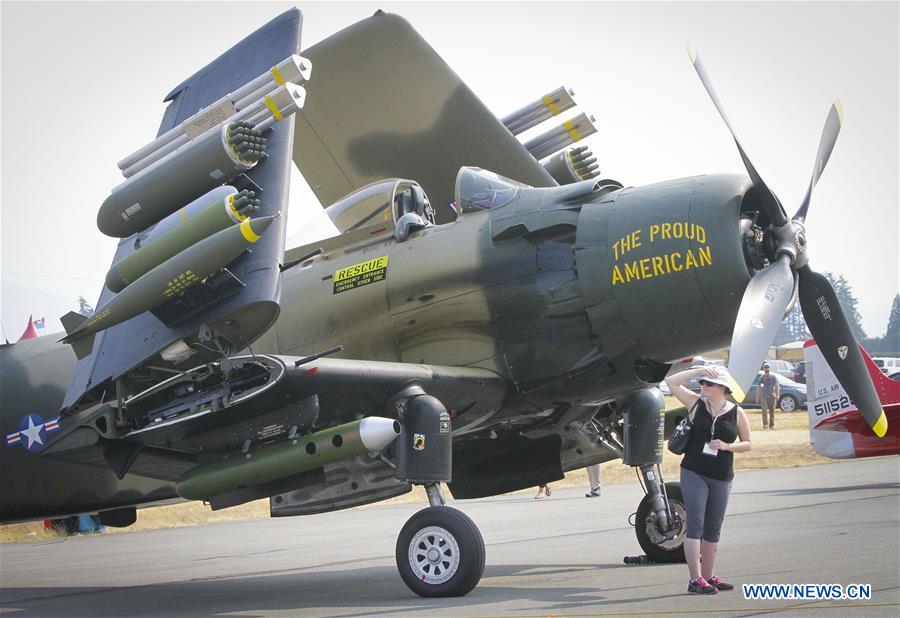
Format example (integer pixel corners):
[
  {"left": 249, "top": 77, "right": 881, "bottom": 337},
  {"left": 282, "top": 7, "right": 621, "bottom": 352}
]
[{"left": 1, "top": 171, "right": 754, "bottom": 523}]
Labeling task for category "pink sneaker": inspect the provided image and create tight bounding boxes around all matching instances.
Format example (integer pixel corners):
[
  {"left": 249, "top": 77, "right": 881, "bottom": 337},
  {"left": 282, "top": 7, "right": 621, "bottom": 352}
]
[{"left": 688, "top": 577, "right": 718, "bottom": 594}]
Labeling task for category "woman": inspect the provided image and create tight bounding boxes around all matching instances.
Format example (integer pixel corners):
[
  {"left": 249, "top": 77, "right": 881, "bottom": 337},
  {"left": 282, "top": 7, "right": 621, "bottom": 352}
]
[
  {"left": 666, "top": 366, "right": 752, "bottom": 595},
  {"left": 534, "top": 483, "right": 552, "bottom": 499}
]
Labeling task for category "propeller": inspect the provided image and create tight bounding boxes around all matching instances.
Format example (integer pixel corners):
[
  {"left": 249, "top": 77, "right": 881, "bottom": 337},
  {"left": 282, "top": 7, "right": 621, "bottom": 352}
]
[
  {"left": 794, "top": 100, "right": 844, "bottom": 224},
  {"left": 688, "top": 46, "right": 887, "bottom": 437},
  {"left": 798, "top": 266, "right": 887, "bottom": 436},
  {"left": 725, "top": 255, "right": 795, "bottom": 402},
  {"left": 688, "top": 44, "right": 788, "bottom": 229}
]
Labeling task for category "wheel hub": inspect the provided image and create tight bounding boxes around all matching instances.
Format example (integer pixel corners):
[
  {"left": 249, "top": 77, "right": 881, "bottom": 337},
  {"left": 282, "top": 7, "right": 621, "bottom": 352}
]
[
  {"left": 646, "top": 500, "right": 687, "bottom": 549},
  {"left": 408, "top": 525, "right": 460, "bottom": 585}
]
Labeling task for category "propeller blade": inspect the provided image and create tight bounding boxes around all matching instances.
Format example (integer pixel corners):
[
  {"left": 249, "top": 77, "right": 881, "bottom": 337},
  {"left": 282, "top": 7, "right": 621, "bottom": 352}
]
[
  {"left": 793, "top": 99, "right": 844, "bottom": 223},
  {"left": 798, "top": 266, "right": 887, "bottom": 437},
  {"left": 688, "top": 44, "right": 788, "bottom": 228},
  {"left": 727, "top": 254, "right": 796, "bottom": 401}
]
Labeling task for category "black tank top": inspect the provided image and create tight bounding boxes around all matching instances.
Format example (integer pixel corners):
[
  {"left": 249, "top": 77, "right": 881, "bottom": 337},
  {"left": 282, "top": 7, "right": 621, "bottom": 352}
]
[{"left": 681, "top": 398, "right": 740, "bottom": 482}]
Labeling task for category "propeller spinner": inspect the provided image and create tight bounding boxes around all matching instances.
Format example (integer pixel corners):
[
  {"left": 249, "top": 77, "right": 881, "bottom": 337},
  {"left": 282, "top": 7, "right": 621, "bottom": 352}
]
[{"left": 688, "top": 46, "right": 887, "bottom": 437}]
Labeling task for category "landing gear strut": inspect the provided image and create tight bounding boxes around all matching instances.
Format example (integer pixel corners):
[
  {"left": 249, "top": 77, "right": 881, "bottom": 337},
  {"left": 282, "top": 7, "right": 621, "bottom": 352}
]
[
  {"left": 391, "top": 387, "right": 486, "bottom": 597},
  {"left": 634, "top": 467, "right": 686, "bottom": 563},
  {"left": 619, "top": 389, "right": 686, "bottom": 562}
]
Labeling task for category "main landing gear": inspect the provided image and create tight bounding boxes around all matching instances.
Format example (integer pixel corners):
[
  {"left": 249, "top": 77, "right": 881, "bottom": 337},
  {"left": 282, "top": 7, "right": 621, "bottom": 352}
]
[
  {"left": 395, "top": 483, "right": 485, "bottom": 597},
  {"left": 390, "top": 387, "right": 485, "bottom": 597},
  {"left": 619, "top": 389, "right": 687, "bottom": 563},
  {"left": 634, "top": 469, "right": 686, "bottom": 562}
]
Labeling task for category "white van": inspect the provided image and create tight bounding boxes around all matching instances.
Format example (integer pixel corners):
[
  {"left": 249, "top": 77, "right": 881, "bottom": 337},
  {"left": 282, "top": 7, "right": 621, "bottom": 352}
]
[
  {"left": 762, "top": 359, "right": 795, "bottom": 379},
  {"left": 872, "top": 357, "right": 900, "bottom": 374}
]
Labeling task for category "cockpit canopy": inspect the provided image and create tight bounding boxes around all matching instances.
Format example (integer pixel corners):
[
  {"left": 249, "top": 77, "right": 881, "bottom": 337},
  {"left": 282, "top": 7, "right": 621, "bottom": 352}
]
[
  {"left": 455, "top": 167, "right": 528, "bottom": 213},
  {"left": 325, "top": 179, "right": 434, "bottom": 236}
]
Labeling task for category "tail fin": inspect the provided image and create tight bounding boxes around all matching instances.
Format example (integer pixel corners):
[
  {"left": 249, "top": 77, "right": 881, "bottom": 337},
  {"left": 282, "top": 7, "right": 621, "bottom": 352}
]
[
  {"left": 59, "top": 311, "right": 95, "bottom": 360},
  {"left": 804, "top": 339, "right": 900, "bottom": 458},
  {"left": 860, "top": 348, "right": 900, "bottom": 406}
]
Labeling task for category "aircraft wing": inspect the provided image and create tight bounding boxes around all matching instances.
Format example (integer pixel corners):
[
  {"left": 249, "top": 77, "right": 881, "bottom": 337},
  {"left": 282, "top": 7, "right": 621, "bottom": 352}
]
[
  {"left": 44, "top": 354, "right": 507, "bottom": 489},
  {"left": 295, "top": 11, "right": 556, "bottom": 224},
  {"left": 62, "top": 10, "right": 303, "bottom": 412}
]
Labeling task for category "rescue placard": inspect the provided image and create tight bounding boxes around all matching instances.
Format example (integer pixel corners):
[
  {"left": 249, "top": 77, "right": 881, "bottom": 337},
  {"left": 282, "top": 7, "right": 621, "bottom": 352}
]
[{"left": 333, "top": 256, "right": 389, "bottom": 294}]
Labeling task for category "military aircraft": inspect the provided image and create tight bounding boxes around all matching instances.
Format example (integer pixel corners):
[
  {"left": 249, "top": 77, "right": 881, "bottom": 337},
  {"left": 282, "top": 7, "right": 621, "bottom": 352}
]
[
  {"left": 804, "top": 340, "right": 899, "bottom": 459},
  {"left": 0, "top": 8, "right": 889, "bottom": 598}
]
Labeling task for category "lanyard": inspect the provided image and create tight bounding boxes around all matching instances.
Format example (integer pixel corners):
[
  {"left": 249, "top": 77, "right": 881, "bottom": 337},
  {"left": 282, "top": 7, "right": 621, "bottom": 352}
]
[{"left": 707, "top": 400, "right": 727, "bottom": 440}]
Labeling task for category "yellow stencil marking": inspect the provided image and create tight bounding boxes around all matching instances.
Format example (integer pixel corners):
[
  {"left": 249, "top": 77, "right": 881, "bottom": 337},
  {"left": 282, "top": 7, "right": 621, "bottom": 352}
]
[
  {"left": 543, "top": 95, "right": 560, "bottom": 116},
  {"left": 333, "top": 256, "right": 390, "bottom": 294},
  {"left": 264, "top": 95, "right": 284, "bottom": 121}
]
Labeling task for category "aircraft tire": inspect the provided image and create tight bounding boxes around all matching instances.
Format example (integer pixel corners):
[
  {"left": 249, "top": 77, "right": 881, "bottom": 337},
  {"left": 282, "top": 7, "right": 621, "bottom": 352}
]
[
  {"left": 634, "top": 482, "right": 687, "bottom": 563},
  {"left": 779, "top": 394, "right": 799, "bottom": 412},
  {"left": 395, "top": 506, "right": 485, "bottom": 597}
]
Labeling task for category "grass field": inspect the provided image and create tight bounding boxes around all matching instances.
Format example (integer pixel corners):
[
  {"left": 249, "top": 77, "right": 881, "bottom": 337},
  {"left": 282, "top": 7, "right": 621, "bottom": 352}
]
[{"left": 1, "top": 402, "right": 829, "bottom": 543}]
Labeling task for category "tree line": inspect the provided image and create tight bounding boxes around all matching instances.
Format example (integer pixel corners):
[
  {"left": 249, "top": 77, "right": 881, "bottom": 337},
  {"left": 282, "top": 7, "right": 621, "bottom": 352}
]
[{"left": 774, "top": 274, "right": 900, "bottom": 355}]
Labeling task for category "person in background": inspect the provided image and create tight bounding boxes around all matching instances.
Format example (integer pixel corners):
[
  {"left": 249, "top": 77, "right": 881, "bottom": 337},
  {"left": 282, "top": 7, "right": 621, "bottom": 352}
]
[
  {"left": 757, "top": 363, "right": 780, "bottom": 430},
  {"left": 666, "top": 365, "right": 752, "bottom": 595},
  {"left": 585, "top": 464, "right": 601, "bottom": 497},
  {"left": 534, "top": 483, "right": 552, "bottom": 499}
]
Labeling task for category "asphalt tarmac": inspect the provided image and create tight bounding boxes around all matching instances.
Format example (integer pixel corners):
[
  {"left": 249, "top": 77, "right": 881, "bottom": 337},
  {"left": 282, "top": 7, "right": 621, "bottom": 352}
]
[{"left": 2, "top": 457, "right": 898, "bottom": 617}]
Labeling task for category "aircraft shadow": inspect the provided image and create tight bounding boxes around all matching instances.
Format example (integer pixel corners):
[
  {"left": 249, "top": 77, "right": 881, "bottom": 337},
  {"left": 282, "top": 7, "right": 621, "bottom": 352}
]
[{"left": 0, "top": 562, "right": 686, "bottom": 618}]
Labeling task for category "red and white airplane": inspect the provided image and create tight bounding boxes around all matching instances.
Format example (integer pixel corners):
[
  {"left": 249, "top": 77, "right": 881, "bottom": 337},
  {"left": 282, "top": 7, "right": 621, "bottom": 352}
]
[{"left": 804, "top": 340, "right": 900, "bottom": 459}]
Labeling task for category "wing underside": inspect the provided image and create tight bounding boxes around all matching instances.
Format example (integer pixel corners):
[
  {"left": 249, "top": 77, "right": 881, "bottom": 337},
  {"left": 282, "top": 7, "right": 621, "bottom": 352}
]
[{"left": 47, "top": 354, "right": 507, "bottom": 481}]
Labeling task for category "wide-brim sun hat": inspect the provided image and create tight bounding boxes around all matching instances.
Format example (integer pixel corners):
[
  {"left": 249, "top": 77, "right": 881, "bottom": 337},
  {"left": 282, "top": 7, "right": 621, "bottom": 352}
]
[{"left": 698, "top": 375, "right": 733, "bottom": 394}]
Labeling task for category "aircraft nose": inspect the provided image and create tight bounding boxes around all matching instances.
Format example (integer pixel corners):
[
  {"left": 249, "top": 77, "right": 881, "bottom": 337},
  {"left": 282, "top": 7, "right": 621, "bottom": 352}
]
[{"left": 575, "top": 174, "right": 752, "bottom": 363}]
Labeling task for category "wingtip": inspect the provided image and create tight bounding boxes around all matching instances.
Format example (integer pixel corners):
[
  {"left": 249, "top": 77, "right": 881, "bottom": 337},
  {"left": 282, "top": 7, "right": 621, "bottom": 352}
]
[{"left": 872, "top": 410, "right": 887, "bottom": 438}]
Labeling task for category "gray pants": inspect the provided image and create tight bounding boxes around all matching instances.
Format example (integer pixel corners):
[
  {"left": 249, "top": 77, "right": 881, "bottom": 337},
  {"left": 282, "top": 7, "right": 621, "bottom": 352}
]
[
  {"left": 761, "top": 396, "right": 776, "bottom": 428},
  {"left": 587, "top": 464, "right": 601, "bottom": 490},
  {"left": 680, "top": 467, "right": 732, "bottom": 543}
]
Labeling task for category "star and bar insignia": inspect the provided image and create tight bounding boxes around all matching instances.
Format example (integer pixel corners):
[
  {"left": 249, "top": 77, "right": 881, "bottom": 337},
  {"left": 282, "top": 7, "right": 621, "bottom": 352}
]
[{"left": 5, "top": 413, "right": 60, "bottom": 453}]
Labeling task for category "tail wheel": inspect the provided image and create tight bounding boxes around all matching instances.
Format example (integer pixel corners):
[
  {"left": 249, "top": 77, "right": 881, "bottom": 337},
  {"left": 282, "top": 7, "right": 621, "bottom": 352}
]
[
  {"left": 395, "top": 506, "right": 485, "bottom": 597},
  {"left": 635, "top": 482, "right": 686, "bottom": 563},
  {"left": 779, "top": 394, "right": 799, "bottom": 412}
]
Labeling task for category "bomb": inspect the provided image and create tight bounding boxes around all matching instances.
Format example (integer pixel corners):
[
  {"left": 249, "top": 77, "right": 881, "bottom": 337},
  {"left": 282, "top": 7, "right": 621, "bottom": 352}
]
[
  {"left": 105, "top": 188, "right": 260, "bottom": 292},
  {"left": 175, "top": 417, "right": 401, "bottom": 500},
  {"left": 62, "top": 215, "right": 277, "bottom": 357}
]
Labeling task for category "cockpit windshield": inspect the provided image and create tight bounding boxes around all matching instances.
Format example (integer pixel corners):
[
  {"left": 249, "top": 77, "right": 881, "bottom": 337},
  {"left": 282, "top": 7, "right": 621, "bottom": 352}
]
[{"left": 455, "top": 167, "right": 528, "bottom": 213}]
